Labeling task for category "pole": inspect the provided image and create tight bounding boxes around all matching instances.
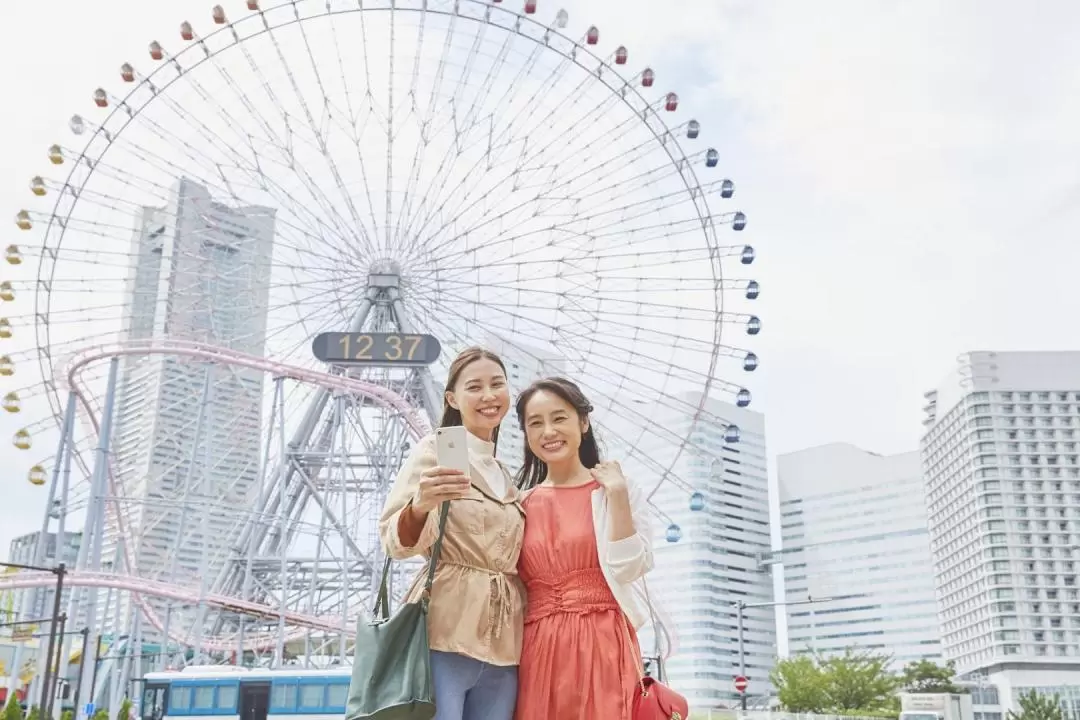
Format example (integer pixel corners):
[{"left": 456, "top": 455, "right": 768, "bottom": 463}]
[
  {"left": 52, "top": 613, "right": 68, "bottom": 715},
  {"left": 72, "top": 627, "right": 89, "bottom": 715},
  {"left": 89, "top": 636, "right": 103, "bottom": 709},
  {"left": 736, "top": 600, "right": 747, "bottom": 711},
  {"left": 41, "top": 563, "right": 66, "bottom": 718},
  {"left": 78, "top": 357, "right": 120, "bottom": 710}
]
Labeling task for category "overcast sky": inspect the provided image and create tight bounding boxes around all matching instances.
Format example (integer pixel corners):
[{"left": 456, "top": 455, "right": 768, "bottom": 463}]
[{"left": 1, "top": 0, "right": 1078, "bottom": 620}]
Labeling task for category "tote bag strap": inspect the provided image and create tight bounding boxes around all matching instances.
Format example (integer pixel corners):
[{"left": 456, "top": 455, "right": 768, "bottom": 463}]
[{"left": 373, "top": 500, "right": 451, "bottom": 619}]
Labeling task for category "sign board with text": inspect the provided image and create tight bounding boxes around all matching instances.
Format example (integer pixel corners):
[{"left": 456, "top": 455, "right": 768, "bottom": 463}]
[{"left": 311, "top": 332, "right": 442, "bottom": 367}]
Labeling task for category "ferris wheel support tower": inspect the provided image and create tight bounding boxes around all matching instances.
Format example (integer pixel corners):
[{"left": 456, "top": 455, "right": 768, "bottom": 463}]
[{"left": 204, "top": 263, "right": 444, "bottom": 659}]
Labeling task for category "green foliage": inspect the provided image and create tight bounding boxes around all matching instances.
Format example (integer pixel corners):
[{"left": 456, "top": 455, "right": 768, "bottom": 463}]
[
  {"left": 25, "top": 707, "right": 39, "bottom": 720},
  {"left": 91, "top": 709, "right": 109, "bottom": 720},
  {"left": 771, "top": 647, "right": 899, "bottom": 717},
  {"left": 61, "top": 710, "right": 74, "bottom": 720},
  {"left": 822, "top": 648, "right": 899, "bottom": 712},
  {"left": 3, "top": 698, "right": 25, "bottom": 720},
  {"left": 900, "top": 659, "right": 965, "bottom": 694},
  {"left": 771, "top": 654, "right": 828, "bottom": 712},
  {"left": 1007, "top": 690, "right": 1065, "bottom": 720},
  {"left": 116, "top": 698, "right": 132, "bottom": 720}
]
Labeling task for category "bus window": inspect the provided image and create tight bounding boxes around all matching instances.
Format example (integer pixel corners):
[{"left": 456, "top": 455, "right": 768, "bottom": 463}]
[{"left": 141, "top": 684, "right": 167, "bottom": 720}]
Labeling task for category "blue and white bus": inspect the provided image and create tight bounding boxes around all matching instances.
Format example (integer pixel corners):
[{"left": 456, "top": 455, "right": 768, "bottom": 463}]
[{"left": 141, "top": 667, "right": 352, "bottom": 720}]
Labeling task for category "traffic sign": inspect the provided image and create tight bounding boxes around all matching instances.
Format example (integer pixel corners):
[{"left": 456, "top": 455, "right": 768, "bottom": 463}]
[
  {"left": 734, "top": 675, "right": 748, "bottom": 693},
  {"left": 311, "top": 332, "right": 442, "bottom": 367}
]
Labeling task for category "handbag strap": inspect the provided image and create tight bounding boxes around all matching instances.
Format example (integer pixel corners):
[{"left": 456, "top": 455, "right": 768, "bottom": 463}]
[
  {"left": 619, "top": 610, "right": 648, "bottom": 697},
  {"left": 640, "top": 575, "right": 664, "bottom": 659},
  {"left": 373, "top": 500, "right": 451, "bottom": 619},
  {"left": 621, "top": 575, "right": 670, "bottom": 688}
]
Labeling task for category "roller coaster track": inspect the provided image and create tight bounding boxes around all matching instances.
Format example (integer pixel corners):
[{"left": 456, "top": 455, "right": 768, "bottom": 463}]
[{"left": 4, "top": 339, "right": 429, "bottom": 652}]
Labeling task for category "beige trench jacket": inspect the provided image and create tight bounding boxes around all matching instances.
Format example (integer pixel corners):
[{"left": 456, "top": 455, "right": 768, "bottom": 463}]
[{"left": 378, "top": 433, "right": 527, "bottom": 666}]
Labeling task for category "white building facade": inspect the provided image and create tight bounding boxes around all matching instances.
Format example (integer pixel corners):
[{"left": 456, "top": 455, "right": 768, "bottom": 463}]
[
  {"left": 641, "top": 395, "right": 775, "bottom": 709},
  {"left": 778, "top": 444, "right": 942, "bottom": 666},
  {"left": 6, "top": 531, "right": 82, "bottom": 624},
  {"left": 922, "top": 351, "right": 1080, "bottom": 708},
  {"left": 102, "top": 177, "right": 275, "bottom": 632}
]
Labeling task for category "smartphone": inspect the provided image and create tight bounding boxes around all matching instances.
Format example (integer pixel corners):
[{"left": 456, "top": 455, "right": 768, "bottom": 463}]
[{"left": 435, "top": 425, "right": 471, "bottom": 475}]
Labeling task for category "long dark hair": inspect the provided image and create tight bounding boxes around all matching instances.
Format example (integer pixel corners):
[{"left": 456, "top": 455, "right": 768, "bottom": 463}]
[
  {"left": 440, "top": 346, "right": 507, "bottom": 446},
  {"left": 514, "top": 376, "right": 601, "bottom": 490}
]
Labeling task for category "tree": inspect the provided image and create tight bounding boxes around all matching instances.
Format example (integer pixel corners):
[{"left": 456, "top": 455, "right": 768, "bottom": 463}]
[
  {"left": 1008, "top": 690, "right": 1064, "bottom": 720},
  {"left": 3, "top": 698, "right": 25, "bottom": 720},
  {"left": 92, "top": 709, "right": 109, "bottom": 720},
  {"left": 771, "top": 655, "right": 828, "bottom": 713},
  {"left": 25, "top": 707, "right": 39, "bottom": 720},
  {"left": 773, "top": 643, "right": 898, "bottom": 716},
  {"left": 61, "top": 710, "right": 74, "bottom": 720},
  {"left": 771, "top": 647, "right": 899, "bottom": 717},
  {"left": 116, "top": 698, "right": 132, "bottom": 720},
  {"left": 900, "top": 659, "right": 965, "bottom": 694},
  {"left": 820, "top": 648, "right": 899, "bottom": 712}
]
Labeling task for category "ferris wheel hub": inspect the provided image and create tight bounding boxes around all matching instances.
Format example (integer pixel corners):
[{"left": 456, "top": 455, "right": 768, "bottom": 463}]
[
  {"left": 369, "top": 260, "right": 406, "bottom": 293},
  {"left": 367, "top": 259, "right": 404, "bottom": 289}
]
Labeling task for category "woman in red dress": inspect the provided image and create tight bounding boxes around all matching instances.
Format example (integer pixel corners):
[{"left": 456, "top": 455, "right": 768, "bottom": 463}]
[{"left": 512, "top": 377, "right": 654, "bottom": 720}]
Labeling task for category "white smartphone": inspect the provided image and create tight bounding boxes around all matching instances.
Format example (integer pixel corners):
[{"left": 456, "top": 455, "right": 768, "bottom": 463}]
[{"left": 435, "top": 425, "right": 471, "bottom": 475}]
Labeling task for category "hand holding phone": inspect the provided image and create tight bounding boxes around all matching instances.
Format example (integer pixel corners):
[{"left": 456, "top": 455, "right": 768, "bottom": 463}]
[
  {"left": 435, "top": 426, "right": 471, "bottom": 474},
  {"left": 410, "top": 427, "right": 472, "bottom": 514}
]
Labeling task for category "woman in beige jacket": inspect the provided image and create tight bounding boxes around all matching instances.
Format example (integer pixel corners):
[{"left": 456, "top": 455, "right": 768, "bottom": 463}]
[{"left": 378, "top": 346, "right": 525, "bottom": 720}]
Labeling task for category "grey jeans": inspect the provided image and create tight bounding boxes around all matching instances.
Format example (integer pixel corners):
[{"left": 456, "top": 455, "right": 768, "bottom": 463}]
[{"left": 431, "top": 650, "right": 518, "bottom": 720}]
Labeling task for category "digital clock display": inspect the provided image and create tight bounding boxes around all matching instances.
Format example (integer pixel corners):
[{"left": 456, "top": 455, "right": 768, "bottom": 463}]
[{"left": 310, "top": 332, "right": 442, "bottom": 366}]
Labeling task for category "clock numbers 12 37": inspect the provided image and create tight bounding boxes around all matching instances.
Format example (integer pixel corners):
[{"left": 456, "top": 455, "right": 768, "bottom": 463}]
[{"left": 337, "top": 334, "right": 423, "bottom": 361}]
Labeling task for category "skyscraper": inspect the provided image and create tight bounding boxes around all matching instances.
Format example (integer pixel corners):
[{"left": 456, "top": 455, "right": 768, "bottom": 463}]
[
  {"left": 101, "top": 177, "right": 275, "bottom": 632},
  {"left": 639, "top": 394, "right": 774, "bottom": 709},
  {"left": 779, "top": 443, "right": 942, "bottom": 666},
  {"left": 922, "top": 351, "right": 1080, "bottom": 700}
]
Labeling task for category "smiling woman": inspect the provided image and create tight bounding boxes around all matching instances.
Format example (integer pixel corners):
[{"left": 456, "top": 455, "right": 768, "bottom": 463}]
[
  {"left": 442, "top": 347, "right": 511, "bottom": 445},
  {"left": 512, "top": 376, "right": 658, "bottom": 720},
  {"left": 377, "top": 346, "right": 528, "bottom": 720}
]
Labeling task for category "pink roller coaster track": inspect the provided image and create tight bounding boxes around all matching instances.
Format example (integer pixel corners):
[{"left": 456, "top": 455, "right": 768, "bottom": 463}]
[{"left": 0, "top": 339, "right": 431, "bottom": 652}]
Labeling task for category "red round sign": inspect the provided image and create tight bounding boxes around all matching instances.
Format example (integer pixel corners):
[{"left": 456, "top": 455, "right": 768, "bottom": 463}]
[{"left": 734, "top": 675, "right": 748, "bottom": 692}]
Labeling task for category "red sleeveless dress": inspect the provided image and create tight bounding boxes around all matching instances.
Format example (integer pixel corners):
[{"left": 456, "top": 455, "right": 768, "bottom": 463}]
[{"left": 514, "top": 480, "right": 641, "bottom": 719}]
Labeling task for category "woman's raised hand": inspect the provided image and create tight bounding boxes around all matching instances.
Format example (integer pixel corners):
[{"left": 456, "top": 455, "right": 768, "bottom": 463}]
[
  {"left": 412, "top": 466, "right": 472, "bottom": 513},
  {"left": 590, "top": 460, "right": 628, "bottom": 494}
]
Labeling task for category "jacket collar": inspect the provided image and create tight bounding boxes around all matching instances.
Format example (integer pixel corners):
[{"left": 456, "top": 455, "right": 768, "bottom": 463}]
[{"left": 463, "top": 431, "right": 522, "bottom": 507}]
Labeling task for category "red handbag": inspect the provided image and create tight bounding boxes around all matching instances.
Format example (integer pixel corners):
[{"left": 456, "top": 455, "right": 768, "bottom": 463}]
[
  {"left": 632, "top": 675, "right": 690, "bottom": 720},
  {"left": 622, "top": 605, "right": 689, "bottom": 720}
]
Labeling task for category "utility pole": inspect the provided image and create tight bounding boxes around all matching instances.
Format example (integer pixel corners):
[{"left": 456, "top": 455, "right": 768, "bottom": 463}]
[
  {"left": 736, "top": 600, "right": 747, "bottom": 711},
  {"left": 72, "top": 627, "right": 91, "bottom": 715},
  {"left": 90, "top": 635, "right": 104, "bottom": 707},
  {"left": 42, "top": 563, "right": 66, "bottom": 720},
  {"left": 50, "top": 613, "right": 68, "bottom": 718}
]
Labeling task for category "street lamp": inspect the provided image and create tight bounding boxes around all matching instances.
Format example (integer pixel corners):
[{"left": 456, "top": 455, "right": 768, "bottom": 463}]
[
  {"left": 1, "top": 561, "right": 66, "bottom": 719},
  {"left": 733, "top": 593, "right": 866, "bottom": 711}
]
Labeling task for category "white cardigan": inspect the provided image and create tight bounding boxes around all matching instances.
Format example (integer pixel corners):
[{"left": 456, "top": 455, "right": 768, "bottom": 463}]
[{"left": 590, "top": 477, "right": 654, "bottom": 629}]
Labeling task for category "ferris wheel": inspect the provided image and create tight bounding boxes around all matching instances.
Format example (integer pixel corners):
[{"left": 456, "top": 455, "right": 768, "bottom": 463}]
[{"left": 0, "top": 0, "right": 758, "bottom": 692}]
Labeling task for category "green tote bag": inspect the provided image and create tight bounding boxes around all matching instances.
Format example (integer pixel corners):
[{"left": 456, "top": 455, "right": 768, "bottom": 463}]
[{"left": 345, "top": 502, "right": 449, "bottom": 720}]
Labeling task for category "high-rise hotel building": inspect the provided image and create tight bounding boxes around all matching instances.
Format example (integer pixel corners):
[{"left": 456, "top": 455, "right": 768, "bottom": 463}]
[{"left": 922, "top": 351, "right": 1080, "bottom": 704}]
